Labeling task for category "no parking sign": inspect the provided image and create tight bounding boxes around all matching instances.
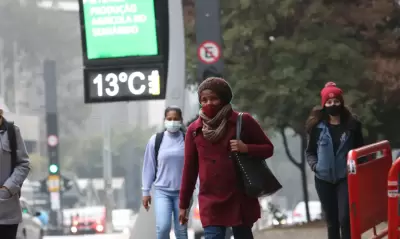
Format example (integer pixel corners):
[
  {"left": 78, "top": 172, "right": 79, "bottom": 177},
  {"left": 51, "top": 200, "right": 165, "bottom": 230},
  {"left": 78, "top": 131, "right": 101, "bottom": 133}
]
[{"left": 197, "top": 41, "right": 221, "bottom": 64}]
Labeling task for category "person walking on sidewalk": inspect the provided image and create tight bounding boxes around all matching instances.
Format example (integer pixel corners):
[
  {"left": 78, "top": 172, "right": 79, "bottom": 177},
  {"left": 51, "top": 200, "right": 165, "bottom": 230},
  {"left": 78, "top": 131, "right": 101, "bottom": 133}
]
[
  {"left": 305, "top": 82, "right": 364, "bottom": 239},
  {"left": 179, "top": 77, "right": 274, "bottom": 239},
  {"left": 0, "top": 109, "right": 30, "bottom": 239},
  {"left": 142, "top": 106, "right": 188, "bottom": 239}
]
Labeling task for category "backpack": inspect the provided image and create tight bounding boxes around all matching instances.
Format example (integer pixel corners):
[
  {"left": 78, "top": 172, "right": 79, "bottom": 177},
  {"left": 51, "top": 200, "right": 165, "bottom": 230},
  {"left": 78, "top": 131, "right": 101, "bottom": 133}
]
[
  {"left": 154, "top": 131, "right": 185, "bottom": 180},
  {"left": 6, "top": 121, "right": 17, "bottom": 175},
  {"left": 5, "top": 120, "right": 21, "bottom": 197}
]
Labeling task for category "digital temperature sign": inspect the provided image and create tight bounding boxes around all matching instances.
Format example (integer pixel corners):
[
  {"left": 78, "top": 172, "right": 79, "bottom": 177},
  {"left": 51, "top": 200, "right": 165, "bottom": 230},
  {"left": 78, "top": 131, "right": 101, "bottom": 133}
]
[
  {"left": 78, "top": 0, "right": 169, "bottom": 104},
  {"left": 83, "top": 65, "right": 166, "bottom": 103},
  {"left": 80, "top": 0, "right": 159, "bottom": 60}
]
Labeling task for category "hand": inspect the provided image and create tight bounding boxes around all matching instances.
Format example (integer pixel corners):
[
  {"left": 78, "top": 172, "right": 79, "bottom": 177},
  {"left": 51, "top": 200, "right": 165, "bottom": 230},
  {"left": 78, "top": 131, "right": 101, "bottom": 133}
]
[
  {"left": 0, "top": 187, "right": 11, "bottom": 199},
  {"left": 142, "top": 196, "right": 151, "bottom": 211},
  {"left": 179, "top": 208, "right": 189, "bottom": 225},
  {"left": 230, "top": 140, "right": 248, "bottom": 152},
  {"left": 312, "top": 164, "right": 317, "bottom": 172}
]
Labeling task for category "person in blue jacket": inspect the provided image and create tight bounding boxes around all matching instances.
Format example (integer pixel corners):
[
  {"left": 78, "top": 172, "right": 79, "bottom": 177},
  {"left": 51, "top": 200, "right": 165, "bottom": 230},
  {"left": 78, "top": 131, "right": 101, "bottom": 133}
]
[{"left": 305, "top": 82, "right": 364, "bottom": 239}]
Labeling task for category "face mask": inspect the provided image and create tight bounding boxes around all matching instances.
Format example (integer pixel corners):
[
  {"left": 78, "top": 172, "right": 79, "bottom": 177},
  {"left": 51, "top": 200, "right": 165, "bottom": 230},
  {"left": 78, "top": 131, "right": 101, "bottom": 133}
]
[
  {"left": 201, "top": 104, "right": 220, "bottom": 118},
  {"left": 164, "top": 120, "right": 181, "bottom": 133},
  {"left": 325, "top": 105, "right": 342, "bottom": 116}
]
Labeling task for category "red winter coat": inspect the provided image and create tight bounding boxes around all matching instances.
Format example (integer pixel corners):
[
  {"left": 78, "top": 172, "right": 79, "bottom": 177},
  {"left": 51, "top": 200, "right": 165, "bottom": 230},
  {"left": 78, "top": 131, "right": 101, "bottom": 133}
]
[{"left": 179, "top": 110, "right": 274, "bottom": 227}]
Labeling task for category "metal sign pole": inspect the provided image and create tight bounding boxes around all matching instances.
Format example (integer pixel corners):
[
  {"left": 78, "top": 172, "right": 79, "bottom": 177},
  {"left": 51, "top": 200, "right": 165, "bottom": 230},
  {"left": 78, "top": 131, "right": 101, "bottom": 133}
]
[
  {"left": 44, "top": 59, "right": 62, "bottom": 232},
  {"left": 165, "top": 0, "right": 186, "bottom": 110},
  {"left": 102, "top": 106, "right": 113, "bottom": 233},
  {"left": 194, "top": 1, "right": 231, "bottom": 237},
  {"left": 195, "top": 0, "right": 224, "bottom": 83}
]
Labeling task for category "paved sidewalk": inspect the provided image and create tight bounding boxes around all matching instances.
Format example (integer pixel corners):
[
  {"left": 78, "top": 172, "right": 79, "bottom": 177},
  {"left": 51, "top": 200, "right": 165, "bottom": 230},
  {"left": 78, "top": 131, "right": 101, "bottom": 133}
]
[
  {"left": 254, "top": 222, "right": 325, "bottom": 239},
  {"left": 254, "top": 222, "right": 388, "bottom": 239}
]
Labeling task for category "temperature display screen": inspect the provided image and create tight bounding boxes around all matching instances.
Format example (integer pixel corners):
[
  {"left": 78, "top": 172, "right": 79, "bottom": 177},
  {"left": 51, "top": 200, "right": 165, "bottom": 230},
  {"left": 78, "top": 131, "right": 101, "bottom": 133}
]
[
  {"left": 83, "top": 65, "right": 166, "bottom": 103},
  {"left": 81, "top": 0, "right": 159, "bottom": 60}
]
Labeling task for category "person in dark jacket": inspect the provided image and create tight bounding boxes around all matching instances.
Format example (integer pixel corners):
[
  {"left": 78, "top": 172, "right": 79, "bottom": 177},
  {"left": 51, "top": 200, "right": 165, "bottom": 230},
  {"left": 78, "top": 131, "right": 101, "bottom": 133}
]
[
  {"left": 179, "top": 77, "right": 274, "bottom": 239},
  {"left": 305, "top": 82, "right": 364, "bottom": 239}
]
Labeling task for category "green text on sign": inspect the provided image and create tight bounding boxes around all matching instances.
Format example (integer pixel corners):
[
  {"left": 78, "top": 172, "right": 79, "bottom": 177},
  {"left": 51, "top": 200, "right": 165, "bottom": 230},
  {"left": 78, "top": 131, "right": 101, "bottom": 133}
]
[{"left": 82, "top": 0, "right": 159, "bottom": 60}]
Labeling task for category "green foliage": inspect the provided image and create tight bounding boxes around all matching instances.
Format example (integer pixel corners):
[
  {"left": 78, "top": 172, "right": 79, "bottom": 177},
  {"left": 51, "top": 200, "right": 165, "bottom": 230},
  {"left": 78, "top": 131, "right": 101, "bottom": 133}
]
[
  {"left": 184, "top": 0, "right": 397, "bottom": 142},
  {"left": 221, "top": 0, "right": 370, "bottom": 134},
  {"left": 184, "top": 7, "right": 198, "bottom": 86},
  {"left": 183, "top": 0, "right": 400, "bottom": 221}
]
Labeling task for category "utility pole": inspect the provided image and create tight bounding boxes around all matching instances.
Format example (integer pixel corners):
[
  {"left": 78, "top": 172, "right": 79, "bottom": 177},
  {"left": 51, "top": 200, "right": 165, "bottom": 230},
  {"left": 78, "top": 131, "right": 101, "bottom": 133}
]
[
  {"left": 164, "top": 0, "right": 186, "bottom": 110},
  {"left": 194, "top": 1, "right": 231, "bottom": 238},
  {"left": 128, "top": 1, "right": 185, "bottom": 238},
  {"left": 195, "top": 0, "right": 224, "bottom": 83},
  {"left": 44, "top": 59, "right": 63, "bottom": 233},
  {"left": 102, "top": 107, "right": 113, "bottom": 233}
]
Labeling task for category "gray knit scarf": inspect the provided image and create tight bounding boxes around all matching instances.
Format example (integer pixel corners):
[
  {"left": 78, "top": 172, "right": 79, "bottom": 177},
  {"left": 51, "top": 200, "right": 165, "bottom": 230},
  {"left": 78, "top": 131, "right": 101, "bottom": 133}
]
[{"left": 199, "top": 104, "right": 232, "bottom": 143}]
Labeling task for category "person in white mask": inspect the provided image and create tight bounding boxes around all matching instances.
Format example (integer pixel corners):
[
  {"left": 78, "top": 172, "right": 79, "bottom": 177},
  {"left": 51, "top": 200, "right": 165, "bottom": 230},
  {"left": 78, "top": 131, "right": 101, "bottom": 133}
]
[{"left": 142, "top": 106, "right": 188, "bottom": 239}]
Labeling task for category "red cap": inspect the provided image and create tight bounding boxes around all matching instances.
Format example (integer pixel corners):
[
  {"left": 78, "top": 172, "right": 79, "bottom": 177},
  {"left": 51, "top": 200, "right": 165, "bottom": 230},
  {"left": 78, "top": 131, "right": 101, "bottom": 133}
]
[{"left": 320, "top": 82, "right": 343, "bottom": 106}]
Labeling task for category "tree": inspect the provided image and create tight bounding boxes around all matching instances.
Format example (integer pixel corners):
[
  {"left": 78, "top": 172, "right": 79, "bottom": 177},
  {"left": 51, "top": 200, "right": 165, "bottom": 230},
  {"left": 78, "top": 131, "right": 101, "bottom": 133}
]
[
  {"left": 183, "top": 0, "right": 197, "bottom": 85},
  {"left": 184, "top": 0, "right": 400, "bottom": 139},
  {"left": 326, "top": 0, "right": 400, "bottom": 146},
  {"left": 218, "top": 0, "right": 372, "bottom": 222}
]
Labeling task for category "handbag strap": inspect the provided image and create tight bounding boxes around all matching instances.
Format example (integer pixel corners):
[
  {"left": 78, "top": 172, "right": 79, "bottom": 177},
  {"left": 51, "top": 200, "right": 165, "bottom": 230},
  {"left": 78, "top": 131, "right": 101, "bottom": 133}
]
[{"left": 236, "top": 112, "right": 243, "bottom": 140}]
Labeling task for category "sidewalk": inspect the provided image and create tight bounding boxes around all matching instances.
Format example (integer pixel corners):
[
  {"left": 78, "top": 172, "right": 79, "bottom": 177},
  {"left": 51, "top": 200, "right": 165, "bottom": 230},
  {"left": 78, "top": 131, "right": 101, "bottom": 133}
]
[
  {"left": 254, "top": 222, "right": 387, "bottom": 239},
  {"left": 254, "top": 222, "right": 325, "bottom": 239},
  {"left": 255, "top": 227, "right": 325, "bottom": 239}
]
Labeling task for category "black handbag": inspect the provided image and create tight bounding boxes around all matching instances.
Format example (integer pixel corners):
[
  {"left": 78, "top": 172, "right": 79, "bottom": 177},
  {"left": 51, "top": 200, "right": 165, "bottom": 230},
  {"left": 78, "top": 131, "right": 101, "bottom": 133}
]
[{"left": 233, "top": 112, "right": 282, "bottom": 198}]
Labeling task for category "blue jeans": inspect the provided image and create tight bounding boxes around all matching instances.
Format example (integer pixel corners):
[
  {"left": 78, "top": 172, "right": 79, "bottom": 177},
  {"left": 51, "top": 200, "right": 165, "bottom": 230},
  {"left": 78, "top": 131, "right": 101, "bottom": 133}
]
[
  {"left": 154, "top": 189, "right": 188, "bottom": 239},
  {"left": 204, "top": 225, "right": 253, "bottom": 239}
]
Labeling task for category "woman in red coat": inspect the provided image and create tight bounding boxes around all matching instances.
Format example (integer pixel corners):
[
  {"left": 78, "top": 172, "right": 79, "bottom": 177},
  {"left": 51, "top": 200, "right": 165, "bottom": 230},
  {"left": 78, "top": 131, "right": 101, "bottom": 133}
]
[{"left": 179, "top": 77, "right": 274, "bottom": 239}]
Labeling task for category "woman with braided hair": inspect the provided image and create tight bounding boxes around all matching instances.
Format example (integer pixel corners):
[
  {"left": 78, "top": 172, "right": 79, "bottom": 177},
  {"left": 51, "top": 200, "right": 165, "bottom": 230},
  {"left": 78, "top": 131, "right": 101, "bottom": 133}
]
[{"left": 179, "top": 77, "right": 274, "bottom": 239}]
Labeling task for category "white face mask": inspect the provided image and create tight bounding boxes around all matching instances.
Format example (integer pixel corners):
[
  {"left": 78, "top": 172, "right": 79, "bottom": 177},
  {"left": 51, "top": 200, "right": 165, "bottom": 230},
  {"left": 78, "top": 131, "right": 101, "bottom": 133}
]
[{"left": 164, "top": 120, "right": 182, "bottom": 133}]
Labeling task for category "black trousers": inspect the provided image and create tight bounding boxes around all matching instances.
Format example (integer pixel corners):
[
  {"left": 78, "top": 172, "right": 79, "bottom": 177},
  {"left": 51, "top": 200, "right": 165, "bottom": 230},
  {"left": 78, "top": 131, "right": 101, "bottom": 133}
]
[
  {"left": 0, "top": 224, "right": 19, "bottom": 239},
  {"left": 204, "top": 225, "right": 253, "bottom": 239},
  {"left": 315, "top": 177, "right": 351, "bottom": 239}
]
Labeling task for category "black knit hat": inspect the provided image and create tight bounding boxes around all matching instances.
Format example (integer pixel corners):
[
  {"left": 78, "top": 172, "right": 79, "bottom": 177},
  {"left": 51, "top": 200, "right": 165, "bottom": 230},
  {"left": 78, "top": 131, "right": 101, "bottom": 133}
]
[{"left": 198, "top": 77, "right": 233, "bottom": 104}]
